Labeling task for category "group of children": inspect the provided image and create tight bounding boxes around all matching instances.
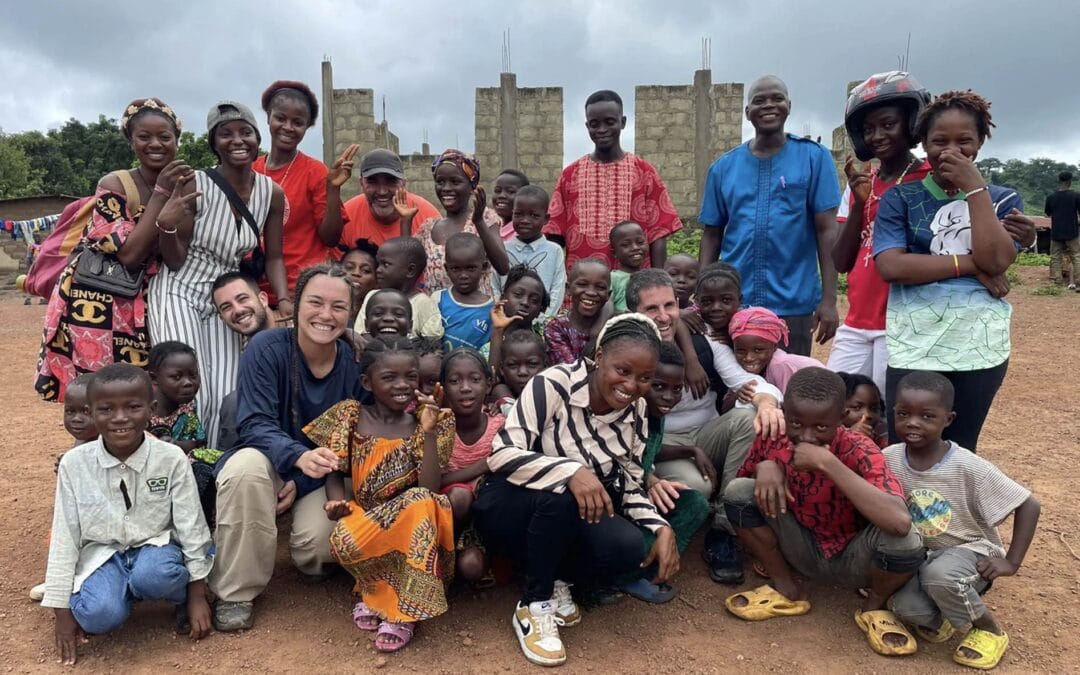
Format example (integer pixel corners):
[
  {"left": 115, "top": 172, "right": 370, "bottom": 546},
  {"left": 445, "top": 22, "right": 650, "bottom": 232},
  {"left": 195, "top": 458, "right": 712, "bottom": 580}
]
[{"left": 40, "top": 154, "right": 1039, "bottom": 670}]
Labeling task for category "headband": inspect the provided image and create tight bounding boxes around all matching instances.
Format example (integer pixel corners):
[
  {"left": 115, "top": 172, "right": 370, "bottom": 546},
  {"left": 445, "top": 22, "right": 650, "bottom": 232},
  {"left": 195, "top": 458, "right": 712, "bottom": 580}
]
[
  {"left": 121, "top": 98, "right": 181, "bottom": 138},
  {"left": 596, "top": 312, "right": 662, "bottom": 348},
  {"left": 432, "top": 148, "right": 481, "bottom": 189}
]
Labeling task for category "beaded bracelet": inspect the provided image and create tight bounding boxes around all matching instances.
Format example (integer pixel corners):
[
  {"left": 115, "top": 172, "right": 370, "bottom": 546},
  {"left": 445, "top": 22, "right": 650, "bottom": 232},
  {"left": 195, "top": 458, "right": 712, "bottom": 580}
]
[
  {"left": 153, "top": 184, "right": 172, "bottom": 198},
  {"left": 964, "top": 186, "right": 988, "bottom": 200},
  {"left": 156, "top": 220, "right": 178, "bottom": 235}
]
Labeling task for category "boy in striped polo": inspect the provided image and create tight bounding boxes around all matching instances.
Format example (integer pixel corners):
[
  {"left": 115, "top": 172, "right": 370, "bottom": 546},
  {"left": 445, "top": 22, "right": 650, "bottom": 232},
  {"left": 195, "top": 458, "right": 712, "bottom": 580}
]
[{"left": 885, "top": 371, "right": 1040, "bottom": 670}]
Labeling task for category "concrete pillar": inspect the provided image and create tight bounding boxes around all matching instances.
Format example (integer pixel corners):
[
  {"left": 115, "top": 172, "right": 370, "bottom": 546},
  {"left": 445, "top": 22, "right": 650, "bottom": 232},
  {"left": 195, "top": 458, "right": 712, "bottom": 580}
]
[
  {"left": 499, "top": 72, "right": 518, "bottom": 173},
  {"left": 693, "top": 69, "right": 714, "bottom": 221},
  {"left": 321, "top": 60, "right": 334, "bottom": 166}
]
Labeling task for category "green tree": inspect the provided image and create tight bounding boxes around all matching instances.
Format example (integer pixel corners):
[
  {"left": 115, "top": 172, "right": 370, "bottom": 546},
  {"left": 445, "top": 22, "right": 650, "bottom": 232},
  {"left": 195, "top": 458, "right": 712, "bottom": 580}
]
[
  {"left": 176, "top": 131, "right": 219, "bottom": 170},
  {"left": 977, "top": 156, "right": 1080, "bottom": 214},
  {"left": 0, "top": 134, "right": 42, "bottom": 198}
]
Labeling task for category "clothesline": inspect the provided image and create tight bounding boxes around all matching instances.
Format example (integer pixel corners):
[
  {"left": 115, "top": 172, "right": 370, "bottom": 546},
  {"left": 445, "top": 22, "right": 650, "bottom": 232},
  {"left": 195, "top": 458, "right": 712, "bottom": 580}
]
[{"left": 2, "top": 214, "right": 61, "bottom": 241}]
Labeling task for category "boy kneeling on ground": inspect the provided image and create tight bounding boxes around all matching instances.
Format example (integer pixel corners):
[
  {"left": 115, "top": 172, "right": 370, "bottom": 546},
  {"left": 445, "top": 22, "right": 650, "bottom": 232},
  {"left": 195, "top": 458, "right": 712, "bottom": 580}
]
[
  {"left": 43, "top": 364, "right": 213, "bottom": 665},
  {"left": 723, "top": 367, "right": 924, "bottom": 656}
]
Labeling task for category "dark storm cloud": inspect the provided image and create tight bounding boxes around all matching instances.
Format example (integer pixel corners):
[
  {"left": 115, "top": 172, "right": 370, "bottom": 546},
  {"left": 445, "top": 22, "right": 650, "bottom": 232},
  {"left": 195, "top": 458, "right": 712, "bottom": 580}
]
[{"left": 1, "top": 0, "right": 1075, "bottom": 168}]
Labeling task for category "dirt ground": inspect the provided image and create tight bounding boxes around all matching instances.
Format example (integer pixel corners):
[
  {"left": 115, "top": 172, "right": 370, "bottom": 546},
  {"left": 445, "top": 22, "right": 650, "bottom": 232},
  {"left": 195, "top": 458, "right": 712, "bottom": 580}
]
[{"left": 1, "top": 266, "right": 1077, "bottom": 673}]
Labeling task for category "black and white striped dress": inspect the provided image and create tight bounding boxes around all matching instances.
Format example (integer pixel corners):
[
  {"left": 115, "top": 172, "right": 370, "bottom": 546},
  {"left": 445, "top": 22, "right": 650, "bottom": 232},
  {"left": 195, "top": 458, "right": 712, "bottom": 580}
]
[
  {"left": 488, "top": 360, "right": 669, "bottom": 533},
  {"left": 148, "top": 170, "right": 273, "bottom": 447}
]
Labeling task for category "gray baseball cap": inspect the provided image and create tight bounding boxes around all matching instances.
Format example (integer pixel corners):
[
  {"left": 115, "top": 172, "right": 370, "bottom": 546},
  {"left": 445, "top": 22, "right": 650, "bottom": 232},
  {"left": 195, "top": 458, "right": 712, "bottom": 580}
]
[
  {"left": 206, "top": 100, "right": 260, "bottom": 134},
  {"left": 360, "top": 148, "right": 405, "bottom": 180}
]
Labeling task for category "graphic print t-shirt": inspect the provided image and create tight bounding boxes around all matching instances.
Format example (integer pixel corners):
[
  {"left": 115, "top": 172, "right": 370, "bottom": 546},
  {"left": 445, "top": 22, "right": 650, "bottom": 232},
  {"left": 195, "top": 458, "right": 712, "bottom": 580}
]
[{"left": 873, "top": 176, "right": 1022, "bottom": 371}]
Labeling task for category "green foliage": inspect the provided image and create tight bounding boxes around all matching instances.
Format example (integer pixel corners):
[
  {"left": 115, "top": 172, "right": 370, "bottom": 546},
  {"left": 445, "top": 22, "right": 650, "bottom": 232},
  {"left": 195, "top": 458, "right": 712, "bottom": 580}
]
[
  {"left": 1014, "top": 252, "right": 1050, "bottom": 267},
  {"left": 1006, "top": 267, "right": 1022, "bottom": 286},
  {"left": 6, "top": 117, "right": 132, "bottom": 197},
  {"left": 0, "top": 134, "right": 42, "bottom": 198},
  {"left": 667, "top": 227, "right": 702, "bottom": 257},
  {"left": 175, "top": 131, "right": 219, "bottom": 170},
  {"left": 1031, "top": 285, "right": 1063, "bottom": 296},
  {"left": 837, "top": 273, "right": 848, "bottom": 295},
  {"left": 976, "top": 157, "right": 1080, "bottom": 215}
]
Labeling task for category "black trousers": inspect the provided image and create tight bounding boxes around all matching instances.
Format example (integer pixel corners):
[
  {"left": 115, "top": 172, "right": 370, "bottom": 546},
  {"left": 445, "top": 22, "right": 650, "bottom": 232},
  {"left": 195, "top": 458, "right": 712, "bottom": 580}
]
[
  {"left": 885, "top": 359, "right": 1009, "bottom": 453},
  {"left": 780, "top": 314, "right": 814, "bottom": 357},
  {"left": 473, "top": 474, "right": 645, "bottom": 604}
]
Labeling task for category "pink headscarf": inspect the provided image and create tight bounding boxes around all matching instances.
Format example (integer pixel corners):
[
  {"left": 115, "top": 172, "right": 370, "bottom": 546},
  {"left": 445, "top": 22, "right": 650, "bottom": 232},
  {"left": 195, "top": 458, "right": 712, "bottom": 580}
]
[{"left": 729, "top": 307, "right": 789, "bottom": 347}]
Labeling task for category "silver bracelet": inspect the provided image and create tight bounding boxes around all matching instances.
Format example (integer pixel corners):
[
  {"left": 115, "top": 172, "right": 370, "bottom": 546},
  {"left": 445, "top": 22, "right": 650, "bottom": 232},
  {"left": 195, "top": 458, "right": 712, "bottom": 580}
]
[
  {"left": 964, "top": 186, "right": 988, "bottom": 200},
  {"left": 155, "top": 220, "right": 178, "bottom": 235}
]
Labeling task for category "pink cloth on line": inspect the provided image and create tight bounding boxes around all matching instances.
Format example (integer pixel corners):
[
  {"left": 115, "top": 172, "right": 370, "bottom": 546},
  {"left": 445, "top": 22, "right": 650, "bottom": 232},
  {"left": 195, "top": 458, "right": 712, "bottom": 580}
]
[
  {"left": 765, "top": 349, "right": 824, "bottom": 395},
  {"left": 448, "top": 413, "right": 505, "bottom": 472}
]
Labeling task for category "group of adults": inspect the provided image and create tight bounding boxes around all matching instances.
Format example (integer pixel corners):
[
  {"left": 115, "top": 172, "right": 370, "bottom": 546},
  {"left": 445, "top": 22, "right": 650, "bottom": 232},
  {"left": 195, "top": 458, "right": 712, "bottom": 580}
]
[{"left": 33, "top": 70, "right": 1036, "bottom": 667}]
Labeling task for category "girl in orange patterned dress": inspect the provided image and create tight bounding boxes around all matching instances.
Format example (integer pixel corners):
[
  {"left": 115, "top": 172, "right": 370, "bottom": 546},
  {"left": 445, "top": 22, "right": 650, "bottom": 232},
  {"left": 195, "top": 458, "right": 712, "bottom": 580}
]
[{"left": 306, "top": 336, "right": 455, "bottom": 653}]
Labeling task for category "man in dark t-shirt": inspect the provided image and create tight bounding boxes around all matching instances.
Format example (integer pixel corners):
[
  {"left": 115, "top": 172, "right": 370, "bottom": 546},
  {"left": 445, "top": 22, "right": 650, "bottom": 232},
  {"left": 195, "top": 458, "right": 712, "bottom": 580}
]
[{"left": 1044, "top": 171, "right": 1080, "bottom": 289}]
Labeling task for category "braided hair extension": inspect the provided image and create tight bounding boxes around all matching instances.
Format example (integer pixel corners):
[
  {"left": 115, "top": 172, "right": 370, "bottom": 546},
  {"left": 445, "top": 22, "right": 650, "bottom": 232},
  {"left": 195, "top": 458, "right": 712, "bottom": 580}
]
[
  {"left": 913, "top": 90, "right": 995, "bottom": 143},
  {"left": 501, "top": 263, "right": 551, "bottom": 314},
  {"left": 439, "top": 346, "right": 493, "bottom": 384},
  {"left": 289, "top": 264, "right": 353, "bottom": 430},
  {"left": 357, "top": 334, "right": 418, "bottom": 378}
]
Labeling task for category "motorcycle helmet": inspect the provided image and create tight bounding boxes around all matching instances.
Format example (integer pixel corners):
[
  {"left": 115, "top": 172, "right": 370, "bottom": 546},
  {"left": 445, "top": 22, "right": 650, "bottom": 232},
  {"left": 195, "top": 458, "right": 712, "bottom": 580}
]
[{"left": 844, "top": 71, "right": 930, "bottom": 161}]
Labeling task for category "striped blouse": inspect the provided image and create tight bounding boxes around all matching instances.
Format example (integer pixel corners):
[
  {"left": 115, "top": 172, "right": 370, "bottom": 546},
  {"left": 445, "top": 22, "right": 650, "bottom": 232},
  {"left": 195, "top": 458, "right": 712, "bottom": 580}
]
[{"left": 489, "top": 360, "right": 669, "bottom": 534}]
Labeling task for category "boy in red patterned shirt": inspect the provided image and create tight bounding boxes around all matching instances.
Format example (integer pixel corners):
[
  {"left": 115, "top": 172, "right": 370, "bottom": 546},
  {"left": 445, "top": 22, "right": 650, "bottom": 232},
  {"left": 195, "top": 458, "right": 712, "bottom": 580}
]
[{"left": 722, "top": 367, "right": 925, "bottom": 658}]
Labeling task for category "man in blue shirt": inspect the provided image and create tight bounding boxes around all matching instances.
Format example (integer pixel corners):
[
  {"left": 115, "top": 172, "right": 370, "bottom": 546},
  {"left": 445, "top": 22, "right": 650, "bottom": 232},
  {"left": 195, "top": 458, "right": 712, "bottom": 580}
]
[{"left": 698, "top": 76, "right": 841, "bottom": 356}]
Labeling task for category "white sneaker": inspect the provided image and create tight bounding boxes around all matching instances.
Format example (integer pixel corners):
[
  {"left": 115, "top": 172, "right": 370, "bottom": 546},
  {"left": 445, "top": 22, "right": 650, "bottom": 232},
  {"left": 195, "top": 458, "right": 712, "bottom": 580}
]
[
  {"left": 29, "top": 582, "right": 45, "bottom": 602},
  {"left": 552, "top": 580, "right": 581, "bottom": 627},
  {"left": 513, "top": 600, "right": 566, "bottom": 667}
]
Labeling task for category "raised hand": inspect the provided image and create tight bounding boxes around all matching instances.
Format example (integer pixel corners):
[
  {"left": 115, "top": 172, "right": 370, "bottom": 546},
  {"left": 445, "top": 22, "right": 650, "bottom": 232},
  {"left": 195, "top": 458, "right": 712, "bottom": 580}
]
[
  {"left": 491, "top": 300, "right": 522, "bottom": 331},
  {"left": 156, "top": 172, "right": 201, "bottom": 231},
  {"left": 154, "top": 160, "right": 194, "bottom": 194},
  {"left": 415, "top": 383, "right": 447, "bottom": 433},
  {"left": 471, "top": 186, "right": 487, "bottom": 226},
  {"left": 393, "top": 187, "right": 420, "bottom": 220},
  {"left": 327, "top": 144, "right": 360, "bottom": 189},
  {"left": 936, "top": 148, "right": 986, "bottom": 193},
  {"left": 844, "top": 156, "right": 873, "bottom": 204}
]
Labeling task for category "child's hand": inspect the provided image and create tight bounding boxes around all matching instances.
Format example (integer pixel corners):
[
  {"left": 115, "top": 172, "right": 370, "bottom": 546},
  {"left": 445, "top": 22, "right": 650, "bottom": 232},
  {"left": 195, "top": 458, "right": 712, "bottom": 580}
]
[
  {"left": 753, "top": 402, "right": 785, "bottom": 440},
  {"left": 648, "top": 478, "right": 688, "bottom": 514},
  {"left": 491, "top": 300, "right": 522, "bottom": 331},
  {"left": 977, "top": 556, "right": 1019, "bottom": 581},
  {"left": 393, "top": 187, "right": 419, "bottom": 220},
  {"left": 186, "top": 581, "right": 212, "bottom": 640},
  {"left": 54, "top": 608, "right": 85, "bottom": 665},
  {"left": 850, "top": 413, "right": 876, "bottom": 440},
  {"left": 791, "top": 441, "right": 833, "bottom": 473},
  {"left": 324, "top": 499, "right": 353, "bottom": 521},
  {"left": 844, "top": 156, "right": 873, "bottom": 205},
  {"left": 690, "top": 446, "right": 718, "bottom": 488},
  {"left": 684, "top": 359, "right": 710, "bottom": 400},
  {"left": 754, "top": 461, "right": 792, "bottom": 518},
  {"left": 681, "top": 309, "right": 706, "bottom": 335},
  {"left": 735, "top": 380, "right": 757, "bottom": 404},
  {"left": 415, "top": 384, "right": 446, "bottom": 433},
  {"left": 470, "top": 186, "right": 487, "bottom": 226}
]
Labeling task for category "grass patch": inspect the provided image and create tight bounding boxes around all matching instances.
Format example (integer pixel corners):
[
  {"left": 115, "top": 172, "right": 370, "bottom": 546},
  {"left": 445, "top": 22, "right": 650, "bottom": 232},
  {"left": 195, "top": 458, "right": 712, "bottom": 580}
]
[
  {"left": 1006, "top": 268, "right": 1023, "bottom": 286},
  {"left": 1031, "top": 285, "right": 1063, "bottom": 296},
  {"left": 1015, "top": 252, "right": 1051, "bottom": 267}
]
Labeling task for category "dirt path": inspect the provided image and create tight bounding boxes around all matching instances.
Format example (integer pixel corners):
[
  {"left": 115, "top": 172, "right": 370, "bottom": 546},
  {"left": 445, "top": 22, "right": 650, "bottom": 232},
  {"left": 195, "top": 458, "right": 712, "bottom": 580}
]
[{"left": 1, "top": 267, "right": 1076, "bottom": 673}]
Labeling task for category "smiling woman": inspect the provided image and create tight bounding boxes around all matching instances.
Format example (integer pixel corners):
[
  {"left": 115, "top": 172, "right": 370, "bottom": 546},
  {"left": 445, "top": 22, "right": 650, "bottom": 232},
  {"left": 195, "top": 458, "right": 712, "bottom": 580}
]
[{"left": 147, "top": 101, "right": 289, "bottom": 447}]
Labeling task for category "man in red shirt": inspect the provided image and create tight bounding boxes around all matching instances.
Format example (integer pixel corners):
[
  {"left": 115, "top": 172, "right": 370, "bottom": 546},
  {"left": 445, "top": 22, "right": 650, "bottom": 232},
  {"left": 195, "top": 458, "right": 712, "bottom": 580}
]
[
  {"left": 340, "top": 149, "right": 441, "bottom": 248},
  {"left": 722, "top": 367, "right": 925, "bottom": 656}
]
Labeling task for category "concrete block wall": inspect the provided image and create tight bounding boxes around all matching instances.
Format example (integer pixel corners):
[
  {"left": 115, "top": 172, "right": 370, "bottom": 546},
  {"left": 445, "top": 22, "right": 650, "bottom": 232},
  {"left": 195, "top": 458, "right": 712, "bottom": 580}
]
[
  {"left": 475, "top": 74, "right": 563, "bottom": 195},
  {"left": 401, "top": 153, "right": 439, "bottom": 210},
  {"left": 634, "top": 75, "right": 744, "bottom": 226},
  {"left": 331, "top": 88, "right": 377, "bottom": 201}
]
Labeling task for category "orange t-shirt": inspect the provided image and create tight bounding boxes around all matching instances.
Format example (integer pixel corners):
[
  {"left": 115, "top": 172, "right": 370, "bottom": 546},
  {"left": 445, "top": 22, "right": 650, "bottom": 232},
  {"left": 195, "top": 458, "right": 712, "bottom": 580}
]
[
  {"left": 340, "top": 192, "right": 442, "bottom": 248},
  {"left": 253, "top": 152, "right": 343, "bottom": 299}
]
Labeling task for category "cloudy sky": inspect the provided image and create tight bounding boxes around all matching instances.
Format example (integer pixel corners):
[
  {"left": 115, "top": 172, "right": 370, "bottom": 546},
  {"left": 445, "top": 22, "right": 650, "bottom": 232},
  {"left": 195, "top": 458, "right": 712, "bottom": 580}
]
[{"left": 2, "top": 0, "right": 1076, "bottom": 168}]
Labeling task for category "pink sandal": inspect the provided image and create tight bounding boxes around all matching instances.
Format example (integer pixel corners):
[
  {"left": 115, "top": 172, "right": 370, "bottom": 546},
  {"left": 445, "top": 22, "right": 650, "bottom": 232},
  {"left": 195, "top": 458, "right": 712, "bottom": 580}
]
[
  {"left": 352, "top": 601, "right": 381, "bottom": 631},
  {"left": 374, "top": 621, "right": 415, "bottom": 652}
]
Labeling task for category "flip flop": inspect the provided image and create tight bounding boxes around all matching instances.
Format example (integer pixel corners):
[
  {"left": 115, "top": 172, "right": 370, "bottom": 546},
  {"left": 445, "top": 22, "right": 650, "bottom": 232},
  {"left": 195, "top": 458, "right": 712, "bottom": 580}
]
[
  {"left": 854, "top": 609, "right": 917, "bottom": 656},
  {"left": 352, "top": 601, "right": 381, "bottom": 631},
  {"left": 724, "top": 585, "right": 810, "bottom": 621},
  {"left": 915, "top": 618, "right": 955, "bottom": 644},
  {"left": 619, "top": 578, "right": 677, "bottom": 604},
  {"left": 375, "top": 621, "right": 416, "bottom": 652},
  {"left": 953, "top": 628, "right": 1009, "bottom": 670}
]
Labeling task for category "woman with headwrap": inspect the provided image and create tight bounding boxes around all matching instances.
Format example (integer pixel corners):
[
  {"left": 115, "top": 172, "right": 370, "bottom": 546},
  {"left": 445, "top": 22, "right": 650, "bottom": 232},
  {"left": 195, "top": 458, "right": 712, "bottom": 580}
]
[
  {"left": 729, "top": 307, "right": 823, "bottom": 395},
  {"left": 35, "top": 98, "right": 187, "bottom": 402},
  {"left": 415, "top": 149, "right": 508, "bottom": 295},
  {"left": 149, "top": 101, "right": 289, "bottom": 446}
]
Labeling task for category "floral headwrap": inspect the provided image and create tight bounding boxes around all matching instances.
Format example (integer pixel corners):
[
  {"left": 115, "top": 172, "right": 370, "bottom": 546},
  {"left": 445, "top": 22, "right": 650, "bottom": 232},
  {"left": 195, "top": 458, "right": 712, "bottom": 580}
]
[
  {"left": 431, "top": 148, "right": 480, "bottom": 189},
  {"left": 728, "top": 307, "right": 789, "bottom": 347},
  {"left": 121, "top": 98, "right": 181, "bottom": 139}
]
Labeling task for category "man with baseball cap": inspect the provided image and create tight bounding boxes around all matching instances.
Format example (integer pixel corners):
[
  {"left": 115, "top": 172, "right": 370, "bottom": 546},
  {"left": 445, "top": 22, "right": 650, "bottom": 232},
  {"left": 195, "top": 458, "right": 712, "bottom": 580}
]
[{"left": 339, "top": 148, "right": 441, "bottom": 247}]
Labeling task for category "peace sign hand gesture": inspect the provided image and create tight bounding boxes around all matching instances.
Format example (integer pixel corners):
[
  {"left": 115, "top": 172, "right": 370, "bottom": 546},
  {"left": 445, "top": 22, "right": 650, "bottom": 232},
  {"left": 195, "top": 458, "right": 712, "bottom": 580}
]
[
  {"left": 156, "top": 172, "right": 201, "bottom": 232},
  {"left": 327, "top": 144, "right": 360, "bottom": 189}
]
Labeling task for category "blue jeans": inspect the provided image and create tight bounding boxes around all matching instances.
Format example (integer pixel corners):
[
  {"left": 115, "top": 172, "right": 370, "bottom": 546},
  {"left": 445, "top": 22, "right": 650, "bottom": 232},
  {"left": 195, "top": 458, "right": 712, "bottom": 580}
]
[{"left": 70, "top": 543, "right": 190, "bottom": 634}]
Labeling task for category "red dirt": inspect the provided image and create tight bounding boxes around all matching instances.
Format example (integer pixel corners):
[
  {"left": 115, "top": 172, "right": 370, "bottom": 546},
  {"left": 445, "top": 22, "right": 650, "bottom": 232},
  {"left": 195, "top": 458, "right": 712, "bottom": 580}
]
[{"left": 1, "top": 267, "right": 1077, "bottom": 673}]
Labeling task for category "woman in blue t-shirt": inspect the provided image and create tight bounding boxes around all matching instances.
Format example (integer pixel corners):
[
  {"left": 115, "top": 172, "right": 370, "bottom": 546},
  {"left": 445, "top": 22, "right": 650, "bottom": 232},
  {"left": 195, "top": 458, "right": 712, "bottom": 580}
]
[{"left": 873, "top": 90, "right": 1034, "bottom": 452}]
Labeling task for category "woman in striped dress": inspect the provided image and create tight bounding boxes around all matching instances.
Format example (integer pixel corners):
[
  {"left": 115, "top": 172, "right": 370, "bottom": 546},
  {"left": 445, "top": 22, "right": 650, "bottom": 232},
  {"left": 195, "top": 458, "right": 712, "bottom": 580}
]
[{"left": 150, "top": 101, "right": 289, "bottom": 446}]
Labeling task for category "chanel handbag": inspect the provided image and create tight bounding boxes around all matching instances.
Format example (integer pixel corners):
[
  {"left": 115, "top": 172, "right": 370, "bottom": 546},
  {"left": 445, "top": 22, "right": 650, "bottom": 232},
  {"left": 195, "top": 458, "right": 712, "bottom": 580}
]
[{"left": 72, "top": 248, "right": 146, "bottom": 298}]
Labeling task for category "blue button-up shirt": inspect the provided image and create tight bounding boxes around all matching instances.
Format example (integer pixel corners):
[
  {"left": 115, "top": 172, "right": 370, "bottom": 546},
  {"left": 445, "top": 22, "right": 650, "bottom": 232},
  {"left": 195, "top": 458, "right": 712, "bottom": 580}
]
[
  {"left": 699, "top": 135, "right": 840, "bottom": 316},
  {"left": 492, "top": 234, "right": 567, "bottom": 322}
]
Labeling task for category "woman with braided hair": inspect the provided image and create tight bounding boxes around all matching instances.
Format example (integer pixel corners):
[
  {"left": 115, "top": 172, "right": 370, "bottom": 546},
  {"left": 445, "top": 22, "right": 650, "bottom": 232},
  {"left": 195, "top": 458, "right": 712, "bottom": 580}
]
[
  {"left": 208, "top": 264, "right": 363, "bottom": 633},
  {"left": 873, "top": 90, "right": 1035, "bottom": 451},
  {"left": 474, "top": 313, "right": 680, "bottom": 668}
]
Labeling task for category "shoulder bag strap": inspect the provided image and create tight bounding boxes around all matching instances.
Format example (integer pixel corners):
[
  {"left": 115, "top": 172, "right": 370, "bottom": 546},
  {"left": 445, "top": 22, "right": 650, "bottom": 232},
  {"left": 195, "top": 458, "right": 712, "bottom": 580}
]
[
  {"left": 204, "top": 167, "right": 260, "bottom": 241},
  {"left": 111, "top": 170, "right": 142, "bottom": 215}
]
